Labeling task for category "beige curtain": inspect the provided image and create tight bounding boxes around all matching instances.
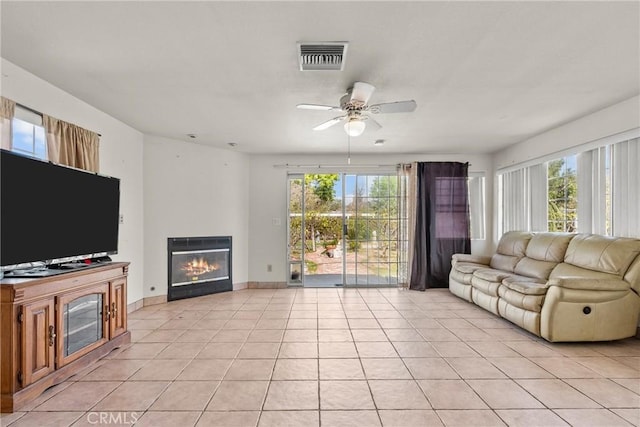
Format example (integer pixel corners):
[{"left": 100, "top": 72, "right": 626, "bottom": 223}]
[
  {"left": 1, "top": 97, "right": 16, "bottom": 150},
  {"left": 43, "top": 115, "right": 99, "bottom": 172},
  {"left": 398, "top": 162, "right": 418, "bottom": 288}
]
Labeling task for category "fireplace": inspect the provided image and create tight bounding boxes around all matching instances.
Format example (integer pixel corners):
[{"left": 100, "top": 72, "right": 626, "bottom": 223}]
[{"left": 167, "top": 236, "right": 232, "bottom": 301}]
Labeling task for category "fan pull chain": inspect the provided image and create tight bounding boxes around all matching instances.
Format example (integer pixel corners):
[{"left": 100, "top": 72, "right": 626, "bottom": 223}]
[{"left": 347, "top": 133, "right": 351, "bottom": 165}]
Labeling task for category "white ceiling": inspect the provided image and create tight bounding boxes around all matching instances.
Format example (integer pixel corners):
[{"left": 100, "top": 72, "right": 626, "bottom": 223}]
[{"left": 1, "top": 1, "right": 639, "bottom": 155}]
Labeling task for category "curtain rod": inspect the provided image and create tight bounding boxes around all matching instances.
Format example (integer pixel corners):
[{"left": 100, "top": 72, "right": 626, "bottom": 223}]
[
  {"left": 16, "top": 102, "right": 102, "bottom": 137},
  {"left": 273, "top": 164, "right": 400, "bottom": 169},
  {"left": 273, "top": 162, "right": 472, "bottom": 170}
]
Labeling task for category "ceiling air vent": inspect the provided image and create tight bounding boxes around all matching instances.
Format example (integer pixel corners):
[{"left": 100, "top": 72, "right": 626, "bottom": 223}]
[{"left": 298, "top": 42, "right": 348, "bottom": 71}]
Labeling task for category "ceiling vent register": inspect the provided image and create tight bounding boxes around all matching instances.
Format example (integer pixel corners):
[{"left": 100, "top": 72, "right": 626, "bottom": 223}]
[{"left": 298, "top": 42, "right": 348, "bottom": 71}]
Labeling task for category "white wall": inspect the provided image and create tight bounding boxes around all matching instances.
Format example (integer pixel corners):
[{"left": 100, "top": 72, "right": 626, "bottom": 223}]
[
  {"left": 494, "top": 95, "right": 640, "bottom": 170},
  {"left": 1, "top": 59, "right": 145, "bottom": 305},
  {"left": 248, "top": 152, "right": 493, "bottom": 283},
  {"left": 143, "top": 135, "right": 249, "bottom": 297}
]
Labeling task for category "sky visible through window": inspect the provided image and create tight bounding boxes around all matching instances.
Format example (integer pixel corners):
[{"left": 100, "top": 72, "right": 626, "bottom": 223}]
[
  {"left": 12, "top": 117, "right": 46, "bottom": 159},
  {"left": 333, "top": 174, "right": 351, "bottom": 202},
  {"left": 334, "top": 174, "right": 395, "bottom": 205}
]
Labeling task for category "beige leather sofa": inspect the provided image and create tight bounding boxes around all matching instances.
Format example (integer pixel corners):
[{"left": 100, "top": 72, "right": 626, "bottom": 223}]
[{"left": 450, "top": 232, "right": 640, "bottom": 342}]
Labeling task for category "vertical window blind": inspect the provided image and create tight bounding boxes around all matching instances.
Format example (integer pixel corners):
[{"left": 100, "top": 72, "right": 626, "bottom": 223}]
[
  {"left": 499, "top": 164, "right": 547, "bottom": 235},
  {"left": 612, "top": 138, "right": 640, "bottom": 237},
  {"left": 577, "top": 147, "right": 609, "bottom": 235}
]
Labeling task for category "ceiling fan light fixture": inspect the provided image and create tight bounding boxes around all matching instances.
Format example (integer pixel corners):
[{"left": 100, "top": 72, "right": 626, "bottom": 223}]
[{"left": 344, "top": 119, "right": 365, "bottom": 137}]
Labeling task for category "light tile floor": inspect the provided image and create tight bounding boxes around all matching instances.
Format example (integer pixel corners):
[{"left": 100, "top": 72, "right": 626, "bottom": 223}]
[{"left": 3, "top": 288, "right": 640, "bottom": 426}]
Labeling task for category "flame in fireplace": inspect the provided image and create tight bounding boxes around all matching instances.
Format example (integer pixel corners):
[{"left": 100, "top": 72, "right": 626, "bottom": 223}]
[{"left": 181, "top": 257, "right": 219, "bottom": 277}]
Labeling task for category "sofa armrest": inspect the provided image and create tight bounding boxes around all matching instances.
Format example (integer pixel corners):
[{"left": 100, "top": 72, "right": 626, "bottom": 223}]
[
  {"left": 452, "top": 254, "right": 491, "bottom": 265},
  {"left": 548, "top": 277, "right": 630, "bottom": 292}
]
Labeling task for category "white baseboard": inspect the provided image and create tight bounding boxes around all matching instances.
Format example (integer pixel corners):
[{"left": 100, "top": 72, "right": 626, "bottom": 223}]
[
  {"left": 128, "top": 283, "right": 287, "bottom": 313},
  {"left": 233, "top": 282, "right": 249, "bottom": 290},
  {"left": 248, "top": 281, "right": 287, "bottom": 289},
  {"left": 127, "top": 298, "right": 144, "bottom": 313},
  {"left": 143, "top": 295, "right": 167, "bottom": 307}
]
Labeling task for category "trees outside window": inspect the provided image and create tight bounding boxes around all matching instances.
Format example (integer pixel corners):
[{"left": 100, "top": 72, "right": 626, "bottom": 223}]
[{"left": 548, "top": 156, "right": 577, "bottom": 232}]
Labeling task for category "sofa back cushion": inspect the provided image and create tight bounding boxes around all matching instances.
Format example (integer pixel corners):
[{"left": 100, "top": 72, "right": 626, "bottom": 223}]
[
  {"left": 490, "top": 231, "right": 533, "bottom": 272},
  {"left": 514, "top": 233, "right": 575, "bottom": 280},
  {"left": 564, "top": 234, "right": 640, "bottom": 277},
  {"left": 525, "top": 233, "right": 575, "bottom": 262},
  {"left": 514, "top": 258, "right": 556, "bottom": 280},
  {"left": 549, "top": 262, "right": 621, "bottom": 281}
]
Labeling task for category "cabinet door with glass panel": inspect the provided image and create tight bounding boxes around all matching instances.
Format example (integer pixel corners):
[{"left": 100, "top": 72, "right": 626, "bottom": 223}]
[{"left": 56, "top": 284, "right": 110, "bottom": 367}]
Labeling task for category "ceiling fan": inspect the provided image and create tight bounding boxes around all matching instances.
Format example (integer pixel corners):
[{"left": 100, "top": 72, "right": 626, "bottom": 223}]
[{"left": 297, "top": 82, "right": 417, "bottom": 137}]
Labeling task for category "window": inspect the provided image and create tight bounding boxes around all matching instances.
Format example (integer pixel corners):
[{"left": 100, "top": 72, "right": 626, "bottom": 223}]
[
  {"left": 547, "top": 155, "right": 577, "bottom": 232},
  {"left": 610, "top": 138, "right": 639, "bottom": 237},
  {"left": 577, "top": 147, "right": 611, "bottom": 235},
  {"left": 434, "top": 177, "right": 468, "bottom": 239},
  {"left": 468, "top": 173, "right": 486, "bottom": 240},
  {"left": 11, "top": 106, "right": 46, "bottom": 160},
  {"left": 498, "top": 133, "right": 639, "bottom": 239},
  {"left": 498, "top": 165, "right": 547, "bottom": 235}
]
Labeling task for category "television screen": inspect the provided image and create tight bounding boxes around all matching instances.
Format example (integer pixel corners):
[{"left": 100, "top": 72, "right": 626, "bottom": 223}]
[{"left": 1, "top": 149, "right": 120, "bottom": 267}]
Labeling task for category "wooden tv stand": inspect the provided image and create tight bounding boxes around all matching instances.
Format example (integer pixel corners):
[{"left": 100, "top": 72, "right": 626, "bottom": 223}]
[{"left": 0, "top": 262, "right": 130, "bottom": 413}]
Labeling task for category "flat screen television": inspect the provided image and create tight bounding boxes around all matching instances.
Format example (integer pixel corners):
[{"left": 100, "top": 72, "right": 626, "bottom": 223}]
[{"left": 1, "top": 149, "right": 120, "bottom": 271}]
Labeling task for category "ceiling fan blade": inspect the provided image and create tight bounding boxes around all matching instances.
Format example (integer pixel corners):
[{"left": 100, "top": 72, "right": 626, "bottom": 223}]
[
  {"left": 350, "top": 82, "right": 376, "bottom": 104},
  {"left": 297, "top": 103, "right": 342, "bottom": 111},
  {"left": 369, "top": 100, "right": 417, "bottom": 114},
  {"left": 313, "top": 116, "right": 345, "bottom": 131},
  {"left": 364, "top": 115, "right": 382, "bottom": 131}
]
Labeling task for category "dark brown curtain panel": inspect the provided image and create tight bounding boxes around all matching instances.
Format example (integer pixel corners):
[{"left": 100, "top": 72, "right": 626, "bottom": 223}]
[{"left": 409, "top": 162, "right": 471, "bottom": 290}]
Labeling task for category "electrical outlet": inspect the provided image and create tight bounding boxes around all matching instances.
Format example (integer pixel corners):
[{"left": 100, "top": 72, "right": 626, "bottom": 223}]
[
  {"left": 119, "top": 214, "right": 124, "bottom": 224},
  {"left": 267, "top": 264, "right": 272, "bottom": 272}
]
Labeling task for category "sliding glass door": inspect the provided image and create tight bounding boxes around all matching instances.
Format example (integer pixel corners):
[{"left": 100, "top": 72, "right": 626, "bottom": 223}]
[
  {"left": 288, "top": 173, "right": 405, "bottom": 287},
  {"left": 344, "top": 174, "right": 405, "bottom": 286},
  {"left": 287, "top": 174, "right": 344, "bottom": 287}
]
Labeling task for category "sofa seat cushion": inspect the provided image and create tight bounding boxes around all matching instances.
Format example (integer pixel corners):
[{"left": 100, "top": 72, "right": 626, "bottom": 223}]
[
  {"left": 455, "top": 262, "right": 488, "bottom": 274},
  {"left": 451, "top": 262, "right": 488, "bottom": 286},
  {"left": 450, "top": 268, "right": 472, "bottom": 286},
  {"left": 498, "top": 284, "right": 546, "bottom": 313},
  {"left": 502, "top": 277, "right": 548, "bottom": 295},
  {"left": 471, "top": 268, "right": 514, "bottom": 298},
  {"left": 473, "top": 268, "right": 513, "bottom": 283}
]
